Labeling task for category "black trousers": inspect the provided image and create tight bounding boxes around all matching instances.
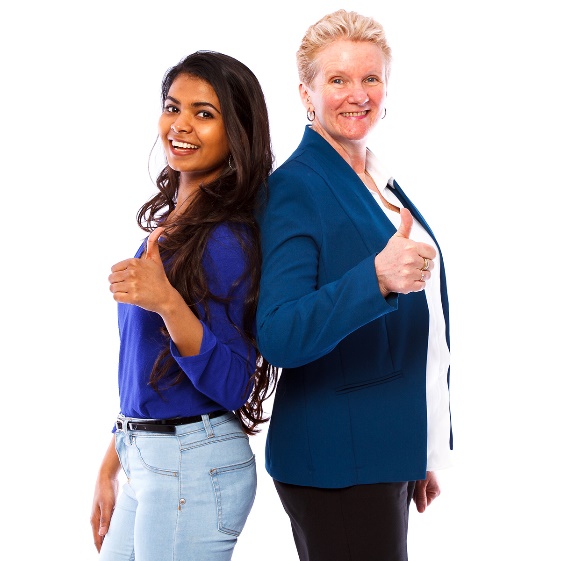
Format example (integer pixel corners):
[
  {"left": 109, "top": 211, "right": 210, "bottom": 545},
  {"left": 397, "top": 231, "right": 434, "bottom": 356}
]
[{"left": 274, "top": 479, "right": 416, "bottom": 561}]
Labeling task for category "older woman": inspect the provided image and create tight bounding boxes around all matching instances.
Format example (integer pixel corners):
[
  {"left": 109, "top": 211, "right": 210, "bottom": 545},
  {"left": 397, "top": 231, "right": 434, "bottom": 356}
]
[{"left": 256, "top": 9, "right": 452, "bottom": 561}]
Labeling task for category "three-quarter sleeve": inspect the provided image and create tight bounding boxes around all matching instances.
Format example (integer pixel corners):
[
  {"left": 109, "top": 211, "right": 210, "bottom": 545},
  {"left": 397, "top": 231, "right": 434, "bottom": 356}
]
[{"left": 170, "top": 224, "right": 256, "bottom": 411}]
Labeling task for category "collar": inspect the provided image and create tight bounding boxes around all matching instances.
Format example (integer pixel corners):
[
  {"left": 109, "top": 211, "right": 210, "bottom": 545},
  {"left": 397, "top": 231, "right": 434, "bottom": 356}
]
[{"left": 366, "top": 148, "right": 394, "bottom": 190}]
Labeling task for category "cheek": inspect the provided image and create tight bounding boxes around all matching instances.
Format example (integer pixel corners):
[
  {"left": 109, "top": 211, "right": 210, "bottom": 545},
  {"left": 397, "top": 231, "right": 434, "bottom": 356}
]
[
  {"left": 369, "top": 88, "right": 386, "bottom": 106},
  {"left": 325, "top": 92, "right": 349, "bottom": 112},
  {"left": 218, "top": 137, "right": 230, "bottom": 158},
  {"left": 209, "top": 126, "right": 230, "bottom": 158},
  {"left": 314, "top": 95, "right": 337, "bottom": 117},
  {"left": 158, "top": 116, "right": 170, "bottom": 142}
]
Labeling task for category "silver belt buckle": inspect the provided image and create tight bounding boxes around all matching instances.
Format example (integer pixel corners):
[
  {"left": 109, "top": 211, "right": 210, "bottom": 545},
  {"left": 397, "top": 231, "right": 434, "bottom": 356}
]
[{"left": 115, "top": 414, "right": 126, "bottom": 431}]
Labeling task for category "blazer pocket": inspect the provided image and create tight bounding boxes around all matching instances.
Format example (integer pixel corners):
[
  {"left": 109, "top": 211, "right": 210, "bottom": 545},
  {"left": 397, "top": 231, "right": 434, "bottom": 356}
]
[{"left": 335, "top": 371, "right": 402, "bottom": 394}]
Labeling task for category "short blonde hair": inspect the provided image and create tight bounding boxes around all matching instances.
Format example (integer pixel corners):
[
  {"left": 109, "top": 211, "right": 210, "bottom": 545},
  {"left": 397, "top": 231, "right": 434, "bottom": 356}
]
[{"left": 296, "top": 9, "right": 392, "bottom": 86}]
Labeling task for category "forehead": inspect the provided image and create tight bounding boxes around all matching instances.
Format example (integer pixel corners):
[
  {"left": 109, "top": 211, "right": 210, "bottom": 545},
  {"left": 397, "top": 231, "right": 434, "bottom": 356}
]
[
  {"left": 167, "top": 73, "right": 219, "bottom": 103},
  {"left": 315, "top": 39, "right": 386, "bottom": 77}
]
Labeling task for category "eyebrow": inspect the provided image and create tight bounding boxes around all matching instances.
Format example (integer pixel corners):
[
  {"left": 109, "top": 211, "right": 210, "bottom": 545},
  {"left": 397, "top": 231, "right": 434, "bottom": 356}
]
[{"left": 165, "top": 95, "right": 221, "bottom": 114}]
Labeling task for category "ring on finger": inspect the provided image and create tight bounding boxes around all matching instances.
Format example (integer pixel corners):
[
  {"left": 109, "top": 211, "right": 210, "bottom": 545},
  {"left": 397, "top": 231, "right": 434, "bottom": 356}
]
[
  {"left": 421, "top": 257, "right": 430, "bottom": 271},
  {"left": 420, "top": 272, "right": 425, "bottom": 282}
]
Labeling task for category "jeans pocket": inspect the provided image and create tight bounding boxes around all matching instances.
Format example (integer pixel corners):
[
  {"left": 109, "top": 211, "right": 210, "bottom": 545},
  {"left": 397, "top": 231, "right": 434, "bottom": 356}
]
[{"left": 209, "top": 454, "right": 257, "bottom": 536}]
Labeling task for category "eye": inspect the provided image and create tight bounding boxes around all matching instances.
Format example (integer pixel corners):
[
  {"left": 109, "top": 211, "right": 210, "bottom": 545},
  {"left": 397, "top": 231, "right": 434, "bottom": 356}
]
[
  {"left": 196, "top": 110, "right": 214, "bottom": 119},
  {"left": 331, "top": 78, "right": 344, "bottom": 85},
  {"left": 163, "top": 104, "right": 179, "bottom": 113},
  {"left": 365, "top": 76, "right": 381, "bottom": 84}
]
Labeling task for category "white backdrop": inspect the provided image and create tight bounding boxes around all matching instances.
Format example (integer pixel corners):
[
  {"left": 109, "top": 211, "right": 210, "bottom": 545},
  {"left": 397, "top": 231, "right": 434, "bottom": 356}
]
[{"left": 2, "top": 0, "right": 559, "bottom": 559}]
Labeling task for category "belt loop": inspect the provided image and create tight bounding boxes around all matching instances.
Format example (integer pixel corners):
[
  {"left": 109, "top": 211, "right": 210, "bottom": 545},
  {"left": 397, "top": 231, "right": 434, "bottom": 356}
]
[
  {"left": 125, "top": 431, "right": 134, "bottom": 446},
  {"left": 202, "top": 414, "right": 214, "bottom": 438}
]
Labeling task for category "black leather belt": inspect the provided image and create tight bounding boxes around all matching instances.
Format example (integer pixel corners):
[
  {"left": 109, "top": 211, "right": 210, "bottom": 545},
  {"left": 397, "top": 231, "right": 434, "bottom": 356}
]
[{"left": 116, "top": 410, "right": 226, "bottom": 433}]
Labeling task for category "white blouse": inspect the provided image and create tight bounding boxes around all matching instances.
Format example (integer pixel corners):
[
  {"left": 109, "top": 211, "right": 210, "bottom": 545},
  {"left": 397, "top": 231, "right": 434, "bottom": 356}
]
[{"left": 366, "top": 150, "right": 453, "bottom": 471}]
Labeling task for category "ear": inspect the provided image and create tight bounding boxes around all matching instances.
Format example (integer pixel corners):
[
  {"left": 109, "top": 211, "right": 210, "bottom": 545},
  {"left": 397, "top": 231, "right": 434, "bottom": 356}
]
[{"left": 299, "top": 83, "right": 310, "bottom": 107}]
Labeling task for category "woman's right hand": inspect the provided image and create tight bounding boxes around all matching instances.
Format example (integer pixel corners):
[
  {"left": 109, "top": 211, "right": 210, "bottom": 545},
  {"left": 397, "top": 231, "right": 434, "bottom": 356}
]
[
  {"left": 109, "top": 227, "right": 181, "bottom": 316},
  {"left": 90, "top": 436, "right": 121, "bottom": 552},
  {"left": 374, "top": 208, "right": 436, "bottom": 297}
]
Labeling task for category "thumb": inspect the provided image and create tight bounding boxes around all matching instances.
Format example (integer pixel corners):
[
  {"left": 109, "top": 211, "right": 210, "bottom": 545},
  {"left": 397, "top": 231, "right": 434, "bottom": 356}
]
[
  {"left": 145, "top": 226, "right": 165, "bottom": 261},
  {"left": 98, "top": 501, "right": 114, "bottom": 538},
  {"left": 413, "top": 481, "right": 428, "bottom": 513},
  {"left": 396, "top": 207, "right": 413, "bottom": 239},
  {"left": 98, "top": 514, "right": 110, "bottom": 537}
]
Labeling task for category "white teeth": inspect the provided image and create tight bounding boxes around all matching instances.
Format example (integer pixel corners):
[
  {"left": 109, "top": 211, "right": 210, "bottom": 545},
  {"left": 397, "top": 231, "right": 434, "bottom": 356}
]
[
  {"left": 341, "top": 111, "right": 367, "bottom": 117},
  {"left": 171, "top": 140, "right": 198, "bottom": 149}
]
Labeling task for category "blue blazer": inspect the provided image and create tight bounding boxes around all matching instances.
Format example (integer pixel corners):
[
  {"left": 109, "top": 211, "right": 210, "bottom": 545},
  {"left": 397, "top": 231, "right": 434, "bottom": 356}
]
[{"left": 257, "top": 126, "right": 451, "bottom": 488}]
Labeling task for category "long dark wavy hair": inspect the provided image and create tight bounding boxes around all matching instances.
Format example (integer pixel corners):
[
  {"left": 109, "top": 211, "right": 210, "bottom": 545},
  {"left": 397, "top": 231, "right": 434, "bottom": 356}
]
[{"left": 137, "top": 51, "right": 278, "bottom": 435}]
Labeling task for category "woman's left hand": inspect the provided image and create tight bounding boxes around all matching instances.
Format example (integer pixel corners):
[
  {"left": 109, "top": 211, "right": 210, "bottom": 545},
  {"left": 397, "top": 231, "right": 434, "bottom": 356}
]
[
  {"left": 413, "top": 471, "right": 441, "bottom": 513},
  {"left": 109, "top": 226, "right": 181, "bottom": 314}
]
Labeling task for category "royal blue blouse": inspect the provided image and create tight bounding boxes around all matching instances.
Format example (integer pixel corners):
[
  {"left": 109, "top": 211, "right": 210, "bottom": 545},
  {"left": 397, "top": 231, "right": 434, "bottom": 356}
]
[{"left": 115, "top": 223, "right": 255, "bottom": 422}]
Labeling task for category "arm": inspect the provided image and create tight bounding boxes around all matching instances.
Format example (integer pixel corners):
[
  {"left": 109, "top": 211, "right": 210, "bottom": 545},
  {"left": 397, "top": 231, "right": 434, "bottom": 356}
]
[
  {"left": 90, "top": 436, "right": 120, "bottom": 552},
  {"left": 256, "top": 166, "right": 397, "bottom": 368},
  {"left": 257, "top": 169, "right": 437, "bottom": 369},
  {"left": 110, "top": 225, "right": 255, "bottom": 411},
  {"left": 170, "top": 226, "right": 256, "bottom": 410}
]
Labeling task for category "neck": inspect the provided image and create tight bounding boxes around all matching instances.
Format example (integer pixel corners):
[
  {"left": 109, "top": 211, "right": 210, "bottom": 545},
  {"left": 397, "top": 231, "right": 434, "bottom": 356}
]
[
  {"left": 311, "top": 129, "right": 368, "bottom": 173},
  {"left": 360, "top": 170, "right": 400, "bottom": 214}
]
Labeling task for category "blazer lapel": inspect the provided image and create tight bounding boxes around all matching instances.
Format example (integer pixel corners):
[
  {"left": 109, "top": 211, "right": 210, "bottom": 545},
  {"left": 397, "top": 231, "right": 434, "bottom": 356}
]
[
  {"left": 299, "top": 129, "right": 397, "bottom": 255},
  {"left": 390, "top": 180, "right": 441, "bottom": 251}
]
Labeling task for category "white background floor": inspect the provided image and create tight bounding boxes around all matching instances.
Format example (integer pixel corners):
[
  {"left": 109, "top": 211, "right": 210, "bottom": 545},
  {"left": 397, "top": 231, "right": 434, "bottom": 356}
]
[{"left": 2, "top": 0, "right": 559, "bottom": 558}]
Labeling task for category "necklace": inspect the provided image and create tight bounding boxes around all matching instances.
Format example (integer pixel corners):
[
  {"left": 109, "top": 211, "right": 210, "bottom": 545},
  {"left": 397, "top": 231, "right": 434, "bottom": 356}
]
[{"left": 362, "top": 170, "right": 400, "bottom": 214}]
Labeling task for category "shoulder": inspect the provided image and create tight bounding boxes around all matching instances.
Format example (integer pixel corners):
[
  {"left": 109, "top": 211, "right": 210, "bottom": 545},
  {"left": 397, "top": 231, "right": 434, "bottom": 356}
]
[
  {"left": 204, "top": 222, "right": 250, "bottom": 279},
  {"left": 207, "top": 222, "right": 251, "bottom": 249},
  {"left": 269, "top": 133, "right": 345, "bottom": 196},
  {"left": 267, "top": 156, "right": 328, "bottom": 203},
  {"left": 208, "top": 221, "right": 239, "bottom": 241},
  {"left": 263, "top": 148, "right": 338, "bottom": 218}
]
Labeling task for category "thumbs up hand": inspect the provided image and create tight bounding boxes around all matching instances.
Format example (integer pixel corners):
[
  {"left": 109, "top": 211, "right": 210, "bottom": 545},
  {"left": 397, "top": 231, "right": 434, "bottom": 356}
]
[
  {"left": 374, "top": 208, "right": 437, "bottom": 297},
  {"left": 108, "top": 226, "right": 180, "bottom": 314}
]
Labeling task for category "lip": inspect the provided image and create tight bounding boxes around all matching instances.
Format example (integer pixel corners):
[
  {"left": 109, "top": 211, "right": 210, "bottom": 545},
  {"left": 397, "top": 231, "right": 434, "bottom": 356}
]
[
  {"left": 168, "top": 138, "right": 199, "bottom": 155},
  {"left": 340, "top": 110, "right": 369, "bottom": 118}
]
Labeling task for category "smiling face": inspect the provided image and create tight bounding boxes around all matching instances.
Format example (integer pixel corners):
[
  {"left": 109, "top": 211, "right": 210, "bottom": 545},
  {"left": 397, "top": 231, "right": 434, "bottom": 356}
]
[
  {"left": 302, "top": 39, "right": 387, "bottom": 150},
  {"left": 159, "top": 73, "right": 230, "bottom": 190}
]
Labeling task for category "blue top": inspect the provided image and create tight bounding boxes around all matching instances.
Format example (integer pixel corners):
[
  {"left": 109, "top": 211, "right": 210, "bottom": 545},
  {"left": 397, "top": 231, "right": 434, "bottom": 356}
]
[
  {"left": 116, "top": 222, "right": 255, "bottom": 421},
  {"left": 256, "top": 127, "right": 451, "bottom": 487}
]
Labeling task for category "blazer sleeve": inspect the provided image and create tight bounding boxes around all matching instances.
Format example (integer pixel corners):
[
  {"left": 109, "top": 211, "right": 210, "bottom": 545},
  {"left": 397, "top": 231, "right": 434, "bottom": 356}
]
[{"left": 256, "top": 163, "right": 397, "bottom": 368}]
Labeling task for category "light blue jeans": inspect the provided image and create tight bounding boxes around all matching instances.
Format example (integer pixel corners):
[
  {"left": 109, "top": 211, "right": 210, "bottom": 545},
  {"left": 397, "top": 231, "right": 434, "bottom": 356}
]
[{"left": 99, "top": 412, "right": 257, "bottom": 561}]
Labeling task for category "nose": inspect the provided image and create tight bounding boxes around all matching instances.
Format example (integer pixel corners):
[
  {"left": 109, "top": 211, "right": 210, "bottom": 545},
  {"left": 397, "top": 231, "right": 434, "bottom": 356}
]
[
  {"left": 348, "top": 84, "right": 369, "bottom": 105},
  {"left": 170, "top": 116, "right": 193, "bottom": 134}
]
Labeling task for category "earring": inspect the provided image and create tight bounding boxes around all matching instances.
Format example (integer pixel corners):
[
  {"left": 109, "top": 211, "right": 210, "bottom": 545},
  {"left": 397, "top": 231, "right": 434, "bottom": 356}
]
[
  {"left": 228, "top": 155, "right": 235, "bottom": 170},
  {"left": 381, "top": 108, "right": 387, "bottom": 119},
  {"left": 307, "top": 110, "right": 315, "bottom": 122}
]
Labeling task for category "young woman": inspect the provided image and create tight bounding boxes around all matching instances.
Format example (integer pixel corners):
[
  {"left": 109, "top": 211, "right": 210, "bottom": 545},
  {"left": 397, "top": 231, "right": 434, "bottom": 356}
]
[{"left": 90, "top": 50, "right": 277, "bottom": 561}]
